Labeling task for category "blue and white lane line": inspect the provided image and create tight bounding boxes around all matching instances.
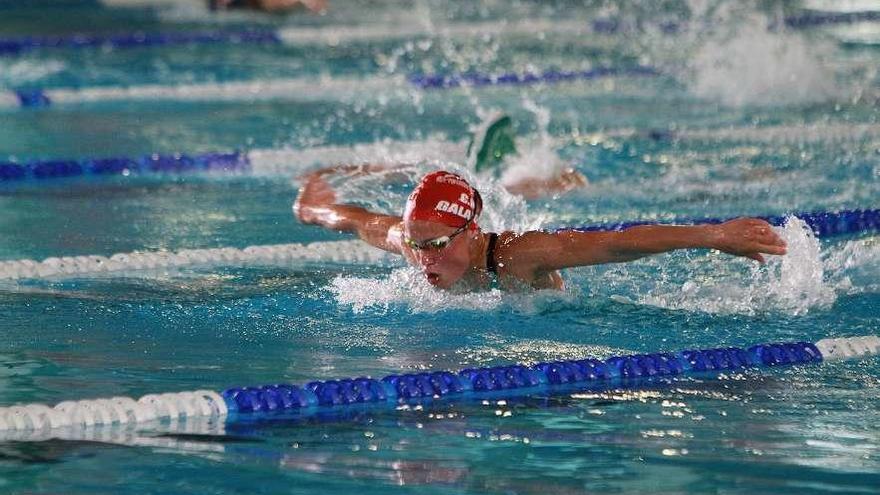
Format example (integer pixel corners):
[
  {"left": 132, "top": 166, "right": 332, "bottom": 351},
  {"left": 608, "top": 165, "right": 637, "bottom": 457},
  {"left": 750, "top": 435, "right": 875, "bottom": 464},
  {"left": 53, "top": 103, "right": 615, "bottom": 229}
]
[
  {"left": 0, "top": 335, "right": 875, "bottom": 432},
  {"left": 2, "top": 11, "right": 879, "bottom": 56},
  {"left": 5, "top": 120, "right": 880, "bottom": 184},
  {"left": 0, "top": 66, "right": 660, "bottom": 109},
  {"left": 0, "top": 139, "right": 469, "bottom": 182},
  {"left": 2, "top": 75, "right": 402, "bottom": 109}
]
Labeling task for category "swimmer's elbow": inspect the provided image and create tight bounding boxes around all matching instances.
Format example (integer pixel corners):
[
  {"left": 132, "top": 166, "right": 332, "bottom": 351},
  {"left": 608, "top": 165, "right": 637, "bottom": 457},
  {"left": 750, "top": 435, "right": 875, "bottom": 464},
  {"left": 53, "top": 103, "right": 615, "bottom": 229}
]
[
  {"left": 292, "top": 200, "right": 325, "bottom": 226},
  {"left": 292, "top": 199, "right": 309, "bottom": 223}
]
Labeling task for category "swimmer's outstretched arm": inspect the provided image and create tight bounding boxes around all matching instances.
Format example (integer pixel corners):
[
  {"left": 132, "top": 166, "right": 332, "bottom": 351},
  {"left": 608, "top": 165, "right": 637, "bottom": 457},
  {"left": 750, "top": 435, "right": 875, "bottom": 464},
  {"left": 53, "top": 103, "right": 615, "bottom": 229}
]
[
  {"left": 294, "top": 166, "right": 403, "bottom": 254},
  {"left": 508, "top": 218, "right": 788, "bottom": 274}
]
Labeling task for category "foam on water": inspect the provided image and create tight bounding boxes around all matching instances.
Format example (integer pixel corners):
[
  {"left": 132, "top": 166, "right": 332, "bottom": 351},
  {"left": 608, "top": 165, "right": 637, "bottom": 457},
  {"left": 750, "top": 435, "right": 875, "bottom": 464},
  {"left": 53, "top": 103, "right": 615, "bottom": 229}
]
[
  {"left": 823, "top": 237, "right": 880, "bottom": 294},
  {"left": 330, "top": 267, "right": 506, "bottom": 314},
  {"left": 0, "top": 59, "right": 66, "bottom": 89},
  {"left": 689, "top": 13, "right": 838, "bottom": 107},
  {"left": 634, "top": 217, "right": 879, "bottom": 315},
  {"left": 500, "top": 99, "right": 571, "bottom": 187},
  {"left": 330, "top": 265, "right": 580, "bottom": 315}
]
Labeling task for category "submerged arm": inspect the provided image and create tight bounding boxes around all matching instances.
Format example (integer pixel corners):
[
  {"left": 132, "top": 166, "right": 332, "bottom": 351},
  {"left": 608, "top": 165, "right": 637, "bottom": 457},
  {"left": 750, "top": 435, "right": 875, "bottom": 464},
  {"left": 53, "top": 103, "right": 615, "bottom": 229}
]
[
  {"left": 507, "top": 218, "right": 788, "bottom": 274},
  {"left": 293, "top": 165, "right": 403, "bottom": 254}
]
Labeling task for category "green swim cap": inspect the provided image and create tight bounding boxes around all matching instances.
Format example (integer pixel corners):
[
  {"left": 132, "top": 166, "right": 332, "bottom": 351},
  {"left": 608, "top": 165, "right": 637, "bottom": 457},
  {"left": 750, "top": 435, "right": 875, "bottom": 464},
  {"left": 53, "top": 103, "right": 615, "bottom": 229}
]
[{"left": 466, "top": 114, "right": 517, "bottom": 174}]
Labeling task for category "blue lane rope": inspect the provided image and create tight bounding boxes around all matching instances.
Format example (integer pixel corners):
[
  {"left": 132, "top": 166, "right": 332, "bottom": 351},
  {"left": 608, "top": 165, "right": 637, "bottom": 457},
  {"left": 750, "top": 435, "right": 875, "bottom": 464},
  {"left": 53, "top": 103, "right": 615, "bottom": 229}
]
[
  {"left": 0, "top": 152, "right": 249, "bottom": 180},
  {"left": 408, "top": 66, "right": 659, "bottom": 90},
  {"left": 564, "top": 209, "right": 880, "bottom": 239},
  {"left": 221, "top": 340, "right": 824, "bottom": 416},
  {"left": 14, "top": 89, "right": 52, "bottom": 108},
  {"left": 1, "top": 11, "right": 877, "bottom": 56},
  {"left": 783, "top": 10, "right": 880, "bottom": 28},
  {"left": 0, "top": 334, "right": 876, "bottom": 430}
]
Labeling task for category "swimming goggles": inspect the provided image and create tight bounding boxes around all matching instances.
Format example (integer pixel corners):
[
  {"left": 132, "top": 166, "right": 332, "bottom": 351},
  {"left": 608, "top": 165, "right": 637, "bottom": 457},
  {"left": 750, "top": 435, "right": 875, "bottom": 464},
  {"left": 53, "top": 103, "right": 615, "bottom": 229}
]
[{"left": 404, "top": 221, "right": 471, "bottom": 251}]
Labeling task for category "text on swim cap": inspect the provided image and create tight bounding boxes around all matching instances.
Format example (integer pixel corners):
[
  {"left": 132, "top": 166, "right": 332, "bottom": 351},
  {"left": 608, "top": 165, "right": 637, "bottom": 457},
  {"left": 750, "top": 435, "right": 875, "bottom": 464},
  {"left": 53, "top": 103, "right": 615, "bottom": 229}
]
[
  {"left": 434, "top": 173, "right": 471, "bottom": 189},
  {"left": 434, "top": 199, "right": 472, "bottom": 220}
]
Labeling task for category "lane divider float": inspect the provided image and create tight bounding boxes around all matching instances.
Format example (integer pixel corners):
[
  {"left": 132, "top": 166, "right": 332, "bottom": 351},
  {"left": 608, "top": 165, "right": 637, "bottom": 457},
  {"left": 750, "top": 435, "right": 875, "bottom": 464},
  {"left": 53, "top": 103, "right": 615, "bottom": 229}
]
[
  {"left": 0, "top": 240, "right": 393, "bottom": 280},
  {"left": 567, "top": 209, "right": 880, "bottom": 240},
  {"left": 0, "top": 335, "right": 875, "bottom": 433},
  {"left": 0, "top": 140, "right": 467, "bottom": 182},
  {"left": 2, "top": 66, "right": 659, "bottom": 109},
  {"left": 7, "top": 119, "right": 880, "bottom": 184}
]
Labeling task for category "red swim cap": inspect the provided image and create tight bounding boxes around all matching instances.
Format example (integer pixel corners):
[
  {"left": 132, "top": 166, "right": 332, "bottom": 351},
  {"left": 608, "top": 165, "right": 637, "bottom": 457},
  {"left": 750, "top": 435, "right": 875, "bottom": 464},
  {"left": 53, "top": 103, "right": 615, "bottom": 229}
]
[{"left": 403, "top": 171, "right": 482, "bottom": 228}]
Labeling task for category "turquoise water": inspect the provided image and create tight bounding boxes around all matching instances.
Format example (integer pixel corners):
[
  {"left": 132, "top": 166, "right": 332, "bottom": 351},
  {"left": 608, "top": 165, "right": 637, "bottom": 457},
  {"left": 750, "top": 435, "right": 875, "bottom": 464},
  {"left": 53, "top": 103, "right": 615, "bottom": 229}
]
[{"left": 1, "top": 1, "right": 879, "bottom": 493}]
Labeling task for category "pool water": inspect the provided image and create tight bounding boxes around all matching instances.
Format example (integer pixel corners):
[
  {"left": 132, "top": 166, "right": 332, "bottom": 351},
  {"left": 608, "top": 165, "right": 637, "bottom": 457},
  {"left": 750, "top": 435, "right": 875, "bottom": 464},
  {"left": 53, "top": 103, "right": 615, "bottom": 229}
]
[{"left": 1, "top": 1, "right": 879, "bottom": 493}]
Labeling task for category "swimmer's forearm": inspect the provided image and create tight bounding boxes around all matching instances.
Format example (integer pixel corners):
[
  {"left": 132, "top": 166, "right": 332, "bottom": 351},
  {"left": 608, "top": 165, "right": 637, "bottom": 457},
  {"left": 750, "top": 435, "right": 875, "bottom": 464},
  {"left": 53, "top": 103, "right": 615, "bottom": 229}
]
[
  {"left": 298, "top": 204, "right": 369, "bottom": 232},
  {"left": 606, "top": 224, "right": 720, "bottom": 259},
  {"left": 529, "top": 225, "right": 722, "bottom": 271},
  {"left": 305, "top": 163, "right": 396, "bottom": 179}
]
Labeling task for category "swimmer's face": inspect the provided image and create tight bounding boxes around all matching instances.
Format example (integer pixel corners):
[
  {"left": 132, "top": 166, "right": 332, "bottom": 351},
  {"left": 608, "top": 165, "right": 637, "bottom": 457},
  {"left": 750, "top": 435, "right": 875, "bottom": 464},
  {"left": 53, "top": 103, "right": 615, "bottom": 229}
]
[{"left": 402, "top": 219, "right": 473, "bottom": 289}]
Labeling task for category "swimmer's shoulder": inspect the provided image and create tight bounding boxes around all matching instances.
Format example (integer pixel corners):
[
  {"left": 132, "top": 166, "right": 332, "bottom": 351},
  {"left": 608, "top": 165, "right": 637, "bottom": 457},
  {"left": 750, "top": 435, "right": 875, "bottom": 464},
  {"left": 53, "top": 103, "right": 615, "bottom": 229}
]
[
  {"left": 386, "top": 220, "right": 406, "bottom": 251},
  {"left": 492, "top": 231, "right": 564, "bottom": 289}
]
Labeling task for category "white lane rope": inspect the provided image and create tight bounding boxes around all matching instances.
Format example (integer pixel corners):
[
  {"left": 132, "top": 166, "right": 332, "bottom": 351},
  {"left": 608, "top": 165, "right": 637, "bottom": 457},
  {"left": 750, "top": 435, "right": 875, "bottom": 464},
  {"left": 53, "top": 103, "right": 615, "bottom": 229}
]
[
  {"left": 0, "top": 240, "right": 392, "bottom": 280},
  {"left": 25, "top": 76, "right": 407, "bottom": 108},
  {"left": 0, "top": 411, "right": 227, "bottom": 453},
  {"left": 0, "top": 390, "right": 228, "bottom": 432},
  {"left": 815, "top": 336, "right": 880, "bottom": 361}
]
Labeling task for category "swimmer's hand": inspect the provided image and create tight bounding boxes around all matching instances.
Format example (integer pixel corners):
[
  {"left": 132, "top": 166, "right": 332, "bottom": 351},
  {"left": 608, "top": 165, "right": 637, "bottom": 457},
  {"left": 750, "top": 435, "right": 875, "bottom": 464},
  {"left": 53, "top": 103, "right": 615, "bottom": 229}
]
[
  {"left": 293, "top": 171, "right": 338, "bottom": 223},
  {"left": 215, "top": 0, "right": 326, "bottom": 13},
  {"left": 294, "top": 164, "right": 414, "bottom": 222},
  {"left": 293, "top": 165, "right": 404, "bottom": 253},
  {"left": 504, "top": 168, "right": 588, "bottom": 199},
  {"left": 707, "top": 218, "right": 787, "bottom": 263}
]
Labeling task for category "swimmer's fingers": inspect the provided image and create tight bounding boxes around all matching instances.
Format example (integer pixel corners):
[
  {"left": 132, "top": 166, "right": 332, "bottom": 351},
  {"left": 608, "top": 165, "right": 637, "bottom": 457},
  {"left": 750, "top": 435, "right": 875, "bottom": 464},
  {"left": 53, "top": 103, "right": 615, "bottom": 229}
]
[
  {"left": 753, "top": 224, "right": 787, "bottom": 248},
  {"left": 757, "top": 242, "right": 787, "bottom": 255},
  {"left": 744, "top": 252, "right": 766, "bottom": 263},
  {"left": 711, "top": 218, "right": 788, "bottom": 260},
  {"left": 751, "top": 226, "right": 787, "bottom": 255},
  {"left": 740, "top": 237, "right": 787, "bottom": 263},
  {"left": 561, "top": 169, "right": 588, "bottom": 188}
]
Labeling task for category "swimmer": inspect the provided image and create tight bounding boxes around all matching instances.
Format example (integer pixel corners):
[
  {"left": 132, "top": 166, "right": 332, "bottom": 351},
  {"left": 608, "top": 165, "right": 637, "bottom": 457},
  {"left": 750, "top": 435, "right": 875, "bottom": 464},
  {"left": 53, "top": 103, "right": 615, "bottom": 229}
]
[
  {"left": 294, "top": 168, "right": 787, "bottom": 290},
  {"left": 209, "top": 0, "right": 326, "bottom": 13},
  {"left": 466, "top": 113, "right": 587, "bottom": 199}
]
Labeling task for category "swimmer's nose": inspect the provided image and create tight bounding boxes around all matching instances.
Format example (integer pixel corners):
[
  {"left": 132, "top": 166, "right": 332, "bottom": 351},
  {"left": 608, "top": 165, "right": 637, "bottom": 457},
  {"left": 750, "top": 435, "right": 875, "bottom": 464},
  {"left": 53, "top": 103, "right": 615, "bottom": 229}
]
[{"left": 416, "top": 250, "right": 442, "bottom": 264}]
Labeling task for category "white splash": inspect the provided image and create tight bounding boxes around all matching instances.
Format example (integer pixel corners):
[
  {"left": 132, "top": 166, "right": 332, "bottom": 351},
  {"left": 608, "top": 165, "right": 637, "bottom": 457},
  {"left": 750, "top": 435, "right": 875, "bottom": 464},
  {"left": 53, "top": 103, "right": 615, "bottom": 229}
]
[
  {"left": 330, "top": 267, "right": 506, "bottom": 314},
  {"left": 689, "top": 14, "right": 838, "bottom": 107},
  {"left": 823, "top": 237, "right": 880, "bottom": 294},
  {"left": 639, "top": 217, "right": 840, "bottom": 315},
  {"left": 500, "top": 99, "right": 570, "bottom": 187},
  {"left": 329, "top": 267, "right": 573, "bottom": 315},
  {"left": 0, "top": 59, "right": 66, "bottom": 88}
]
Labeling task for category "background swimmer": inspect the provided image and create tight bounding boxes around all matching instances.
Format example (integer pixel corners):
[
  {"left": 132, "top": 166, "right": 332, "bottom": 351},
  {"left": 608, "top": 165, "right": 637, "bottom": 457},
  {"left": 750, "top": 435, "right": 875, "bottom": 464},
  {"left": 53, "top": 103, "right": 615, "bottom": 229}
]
[
  {"left": 209, "top": 0, "right": 326, "bottom": 13},
  {"left": 295, "top": 168, "right": 788, "bottom": 291},
  {"left": 467, "top": 113, "right": 587, "bottom": 199}
]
